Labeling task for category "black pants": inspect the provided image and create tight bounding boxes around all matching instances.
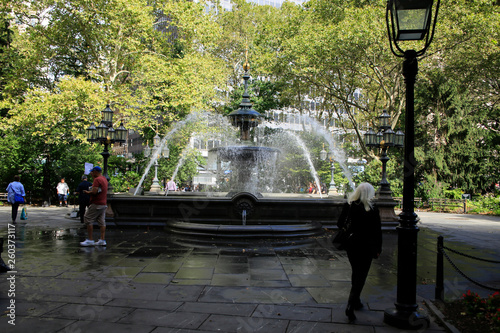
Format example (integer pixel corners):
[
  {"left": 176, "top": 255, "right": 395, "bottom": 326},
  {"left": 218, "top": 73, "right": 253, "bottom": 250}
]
[
  {"left": 11, "top": 203, "right": 20, "bottom": 222},
  {"left": 347, "top": 249, "right": 373, "bottom": 305},
  {"left": 79, "top": 202, "right": 89, "bottom": 224}
]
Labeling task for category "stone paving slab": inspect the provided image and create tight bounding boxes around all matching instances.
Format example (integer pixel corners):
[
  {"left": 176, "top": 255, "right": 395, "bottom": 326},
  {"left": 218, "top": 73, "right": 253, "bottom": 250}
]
[
  {"left": 199, "top": 314, "right": 289, "bottom": 333},
  {"left": 177, "top": 302, "right": 257, "bottom": 317},
  {"left": 117, "top": 308, "right": 210, "bottom": 329},
  {"left": 4, "top": 206, "right": 499, "bottom": 332},
  {"left": 60, "top": 320, "right": 157, "bottom": 333}
]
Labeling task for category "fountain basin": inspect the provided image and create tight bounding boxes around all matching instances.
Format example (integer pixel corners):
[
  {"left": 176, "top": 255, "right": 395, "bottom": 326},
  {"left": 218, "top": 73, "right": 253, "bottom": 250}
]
[{"left": 107, "top": 192, "right": 345, "bottom": 236}]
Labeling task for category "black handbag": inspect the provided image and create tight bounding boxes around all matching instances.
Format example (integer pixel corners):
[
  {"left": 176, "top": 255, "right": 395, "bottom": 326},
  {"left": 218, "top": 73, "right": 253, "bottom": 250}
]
[{"left": 333, "top": 205, "right": 353, "bottom": 250}]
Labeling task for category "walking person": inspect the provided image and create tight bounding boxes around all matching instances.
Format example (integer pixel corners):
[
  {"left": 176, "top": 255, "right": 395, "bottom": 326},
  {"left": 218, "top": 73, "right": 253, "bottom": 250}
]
[
  {"left": 6, "top": 175, "right": 26, "bottom": 223},
  {"left": 75, "top": 175, "right": 92, "bottom": 224},
  {"left": 80, "top": 166, "right": 108, "bottom": 246},
  {"left": 56, "top": 178, "right": 70, "bottom": 207},
  {"left": 337, "top": 182, "right": 382, "bottom": 323},
  {"left": 166, "top": 178, "right": 177, "bottom": 192}
]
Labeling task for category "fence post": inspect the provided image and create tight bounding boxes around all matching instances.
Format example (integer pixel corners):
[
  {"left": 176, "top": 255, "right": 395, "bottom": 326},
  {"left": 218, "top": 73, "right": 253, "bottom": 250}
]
[{"left": 435, "top": 235, "right": 444, "bottom": 301}]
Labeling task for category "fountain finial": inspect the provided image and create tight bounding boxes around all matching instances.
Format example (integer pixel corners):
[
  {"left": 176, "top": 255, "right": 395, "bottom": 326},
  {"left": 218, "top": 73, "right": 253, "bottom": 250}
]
[
  {"left": 227, "top": 50, "right": 261, "bottom": 141},
  {"left": 243, "top": 48, "right": 250, "bottom": 72}
]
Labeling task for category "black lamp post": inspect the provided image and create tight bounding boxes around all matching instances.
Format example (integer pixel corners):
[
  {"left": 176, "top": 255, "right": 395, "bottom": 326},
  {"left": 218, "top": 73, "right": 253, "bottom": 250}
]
[
  {"left": 86, "top": 104, "right": 127, "bottom": 192},
  {"left": 364, "top": 111, "right": 404, "bottom": 199},
  {"left": 384, "top": 0, "right": 440, "bottom": 329}
]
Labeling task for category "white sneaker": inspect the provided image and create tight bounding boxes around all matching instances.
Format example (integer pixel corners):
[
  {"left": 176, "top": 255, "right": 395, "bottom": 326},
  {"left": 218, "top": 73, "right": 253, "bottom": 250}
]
[
  {"left": 95, "top": 239, "right": 107, "bottom": 246},
  {"left": 80, "top": 239, "right": 95, "bottom": 247}
]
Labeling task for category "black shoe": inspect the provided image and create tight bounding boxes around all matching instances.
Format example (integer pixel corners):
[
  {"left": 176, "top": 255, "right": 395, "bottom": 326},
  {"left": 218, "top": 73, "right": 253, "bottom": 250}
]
[{"left": 345, "top": 304, "right": 356, "bottom": 323}]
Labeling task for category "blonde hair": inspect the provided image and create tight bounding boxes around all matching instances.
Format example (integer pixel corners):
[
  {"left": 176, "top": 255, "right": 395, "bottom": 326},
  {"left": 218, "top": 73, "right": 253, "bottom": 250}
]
[{"left": 347, "top": 182, "right": 376, "bottom": 211}]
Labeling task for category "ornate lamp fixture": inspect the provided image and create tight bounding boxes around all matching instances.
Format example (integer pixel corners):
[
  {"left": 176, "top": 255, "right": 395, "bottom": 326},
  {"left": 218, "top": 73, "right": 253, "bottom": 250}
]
[
  {"left": 86, "top": 104, "right": 127, "bottom": 189},
  {"left": 364, "top": 110, "right": 404, "bottom": 199}
]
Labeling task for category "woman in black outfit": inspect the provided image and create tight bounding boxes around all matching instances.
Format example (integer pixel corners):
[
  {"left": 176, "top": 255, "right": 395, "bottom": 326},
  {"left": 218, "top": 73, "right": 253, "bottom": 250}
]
[{"left": 337, "top": 182, "right": 382, "bottom": 322}]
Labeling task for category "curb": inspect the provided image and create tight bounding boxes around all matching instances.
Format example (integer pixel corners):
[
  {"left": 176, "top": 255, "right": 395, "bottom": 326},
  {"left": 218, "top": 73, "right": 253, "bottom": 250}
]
[{"left": 423, "top": 298, "right": 461, "bottom": 333}]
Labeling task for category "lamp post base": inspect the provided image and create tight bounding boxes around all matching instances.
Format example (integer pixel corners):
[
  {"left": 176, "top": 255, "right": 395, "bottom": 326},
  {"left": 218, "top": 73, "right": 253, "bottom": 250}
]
[
  {"left": 376, "top": 198, "right": 399, "bottom": 222},
  {"left": 328, "top": 185, "right": 337, "bottom": 195},
  {"left": 384, "top": 307, "right": 430, "bottom": 330},
  {"left": 149, "top": 183, "right": 162, "bottom": 193}
]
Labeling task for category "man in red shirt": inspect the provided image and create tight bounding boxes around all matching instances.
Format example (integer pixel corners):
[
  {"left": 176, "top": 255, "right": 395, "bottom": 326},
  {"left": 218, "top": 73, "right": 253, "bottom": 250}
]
[{"left": 80, "top": 166, "right": 108, "bottom": 246}]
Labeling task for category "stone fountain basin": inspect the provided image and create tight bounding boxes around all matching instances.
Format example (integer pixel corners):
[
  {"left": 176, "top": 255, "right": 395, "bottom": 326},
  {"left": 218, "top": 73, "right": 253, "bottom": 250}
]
[
  {"left": 106, "top": 192, "right": 398, "bottom": 238},
  {"left": 107, "top": 192, "right": 344, "bottom": 229}
]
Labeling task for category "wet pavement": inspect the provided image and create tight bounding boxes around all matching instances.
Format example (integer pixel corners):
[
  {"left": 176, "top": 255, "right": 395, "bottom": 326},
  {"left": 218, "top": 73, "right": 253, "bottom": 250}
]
[{"left": 0, "top": 206, "right": 499, "bottom": 332}]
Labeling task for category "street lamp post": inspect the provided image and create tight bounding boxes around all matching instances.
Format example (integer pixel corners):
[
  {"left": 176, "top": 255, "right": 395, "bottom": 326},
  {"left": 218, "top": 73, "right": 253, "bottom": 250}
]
[
  {"left": 86, "top": 104, "right": 127, "bottom": 193},
  {"left": 320, "top": 144, "right": 337, "bottom": 194},
  {"left": 384, "top": 0, "right": 440, "bottom": 329},
  {"left": 144, "top": 134, "right": 170, "bottom": 193},
  {"left": 364, "top": 111, "right": 404, "bottom": 199}
]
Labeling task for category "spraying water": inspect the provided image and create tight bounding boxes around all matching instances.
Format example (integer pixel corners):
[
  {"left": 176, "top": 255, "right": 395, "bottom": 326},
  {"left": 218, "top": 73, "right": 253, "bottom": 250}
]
[
  {"left": 166, "top": 140, "right": 192, "bottom": 195},
  {"left": 299, "top": 114, "right": 355, "bottom": 190},
  {"left": 285, "top": 131, "right": 323, "bottom": 198},
  {"left": 133, "top": 109, "right": 355, "bottom": 196},
  {"left": 134, "top": 112, "right": 200, "bottom": 195}
]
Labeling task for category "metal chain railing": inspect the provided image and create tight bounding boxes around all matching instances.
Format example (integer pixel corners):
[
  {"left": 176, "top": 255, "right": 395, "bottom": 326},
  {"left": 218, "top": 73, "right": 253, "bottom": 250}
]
[
  {"left": 435, "top": 236, "right": 500, "bottom": 300},
  {"left": 442, "top": 245, "right": 500, "bottom": 264},
  {"left": 441, "top": 247, "right": 500, "bottom": 292}
]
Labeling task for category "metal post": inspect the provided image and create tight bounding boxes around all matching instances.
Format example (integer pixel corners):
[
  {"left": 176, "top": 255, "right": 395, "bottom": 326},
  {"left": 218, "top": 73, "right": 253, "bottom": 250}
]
[
  {"left": 378, "top": 145, "right": 393, "bottom": 199},
  {"left": 384, "top": 50, "right": 429, "bottom": 329},
  {"left": 435, "top": 236, "right": 444, "bottom": 301},
  {"left": 328, "top": 159, "right": 336, "bottom": 193},
  {"left": 101, "top": 142, "right": 110, "bottom": 181}
]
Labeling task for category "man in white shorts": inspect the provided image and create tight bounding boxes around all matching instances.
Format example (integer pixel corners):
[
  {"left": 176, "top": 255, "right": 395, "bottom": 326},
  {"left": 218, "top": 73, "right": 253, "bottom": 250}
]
[{"left": 80, "top": 166, "right": 108, "bottom": 246}]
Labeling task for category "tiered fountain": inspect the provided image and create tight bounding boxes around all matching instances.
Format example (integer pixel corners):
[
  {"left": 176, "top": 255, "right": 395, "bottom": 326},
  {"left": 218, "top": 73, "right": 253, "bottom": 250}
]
[{"left": 106, "top": 59, "right": 347, "bottom": 237}]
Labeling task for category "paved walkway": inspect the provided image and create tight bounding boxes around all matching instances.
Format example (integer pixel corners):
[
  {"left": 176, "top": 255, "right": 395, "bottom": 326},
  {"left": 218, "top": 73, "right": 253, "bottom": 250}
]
[{"left": 0, "top": 206, "right": 499, "bottom": 332}]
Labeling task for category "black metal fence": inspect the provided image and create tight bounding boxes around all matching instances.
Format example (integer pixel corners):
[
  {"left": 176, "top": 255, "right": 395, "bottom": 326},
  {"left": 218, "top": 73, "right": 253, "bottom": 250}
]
[{"left": 435, "top": 235, "right": 500, "bottom": 301}]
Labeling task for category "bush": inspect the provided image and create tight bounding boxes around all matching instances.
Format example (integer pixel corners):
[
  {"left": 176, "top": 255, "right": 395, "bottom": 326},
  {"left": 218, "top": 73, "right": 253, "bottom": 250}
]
[
  {"left": 444, "top": 188, "right": 464, "bottom": 200},
  {"left": 109, "top": 171, "right": 141, "bottom": 193},
  {"left": 462, "top": 290, "right": 500, "bottom": 323},
  {"left": 468, "top": 193, "right": 500, "bottom": 215},
  {"left": 440, "top": 290, "right": 500, "bottom": 333},
  {"left": 416, "top": 174, "right": 449, "bottom": 201}
]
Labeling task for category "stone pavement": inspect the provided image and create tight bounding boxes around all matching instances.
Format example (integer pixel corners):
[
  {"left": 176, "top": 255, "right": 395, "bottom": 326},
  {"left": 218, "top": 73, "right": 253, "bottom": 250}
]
[{"left": 0, "top": 206, "right": 499, "bottom": 332}]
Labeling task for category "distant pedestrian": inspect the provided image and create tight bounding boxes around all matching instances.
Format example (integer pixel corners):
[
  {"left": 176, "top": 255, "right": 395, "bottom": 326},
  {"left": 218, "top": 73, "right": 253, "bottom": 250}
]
[
  {"left": 80, "top": 166, "right": 108, "bottom": 247},
  {"left": 56, "top": 178, "right": 70, "bottom": 207},
  {"left": 166, "top": 178, "right": 177, "bottom": 192},
  {"left": 75, "top": 175, "right": 92, "bottom": 224},
  {"left": 337, "top": 182, "right": 382, "bottom": 323},
  {"left": 6, "top": 175, "right": 25, "bottom": 223}
]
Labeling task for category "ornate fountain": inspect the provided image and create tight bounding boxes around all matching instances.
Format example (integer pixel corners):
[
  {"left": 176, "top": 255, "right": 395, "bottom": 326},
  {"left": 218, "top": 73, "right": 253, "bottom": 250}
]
[
  {"left": 106, "top": 57, "right": 349, "bottom": 237},
  {"left": 209, "top": 57, "right": 280, "bottom": 195}
]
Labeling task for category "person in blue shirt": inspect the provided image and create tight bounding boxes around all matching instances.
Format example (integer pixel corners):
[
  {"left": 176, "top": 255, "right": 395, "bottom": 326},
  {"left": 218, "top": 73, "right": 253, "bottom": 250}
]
[{"left": 6, "top": 175, "right": 26, "bottom": 223}]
